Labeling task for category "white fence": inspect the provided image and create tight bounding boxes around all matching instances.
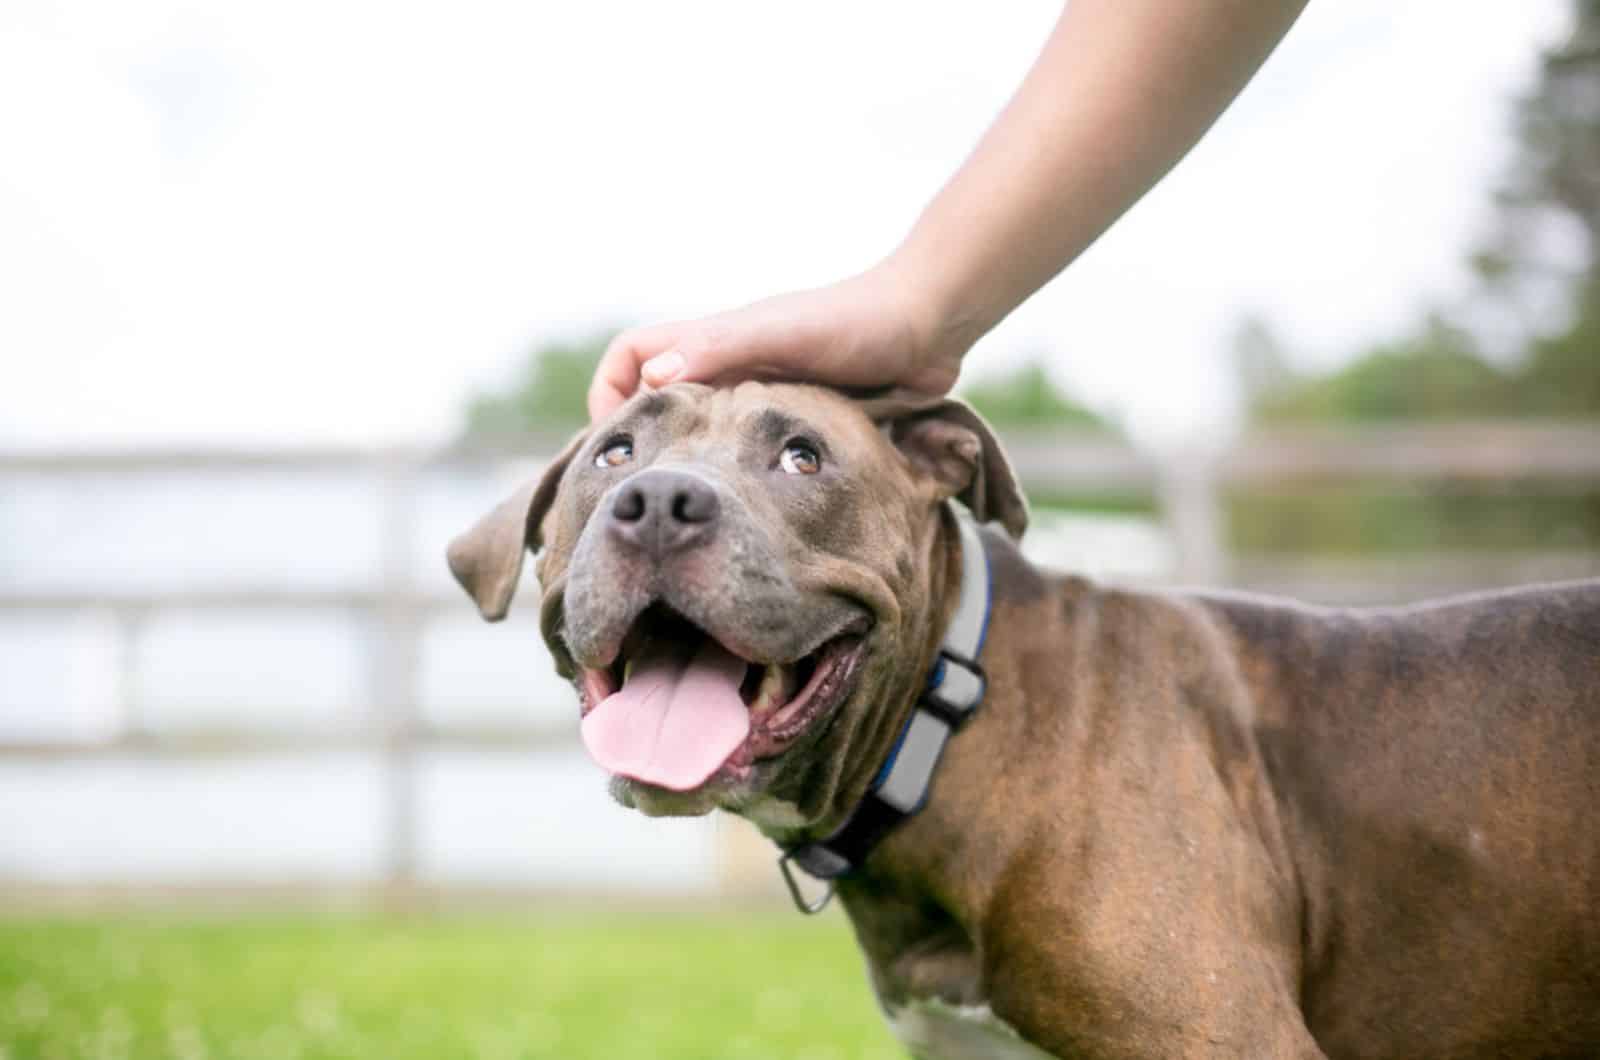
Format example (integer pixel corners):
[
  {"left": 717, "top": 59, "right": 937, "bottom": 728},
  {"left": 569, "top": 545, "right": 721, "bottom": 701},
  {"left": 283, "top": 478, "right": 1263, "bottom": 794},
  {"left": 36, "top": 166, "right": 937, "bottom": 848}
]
[{"left": 1, "top": 423, "right": 1596, "bottom": 899}]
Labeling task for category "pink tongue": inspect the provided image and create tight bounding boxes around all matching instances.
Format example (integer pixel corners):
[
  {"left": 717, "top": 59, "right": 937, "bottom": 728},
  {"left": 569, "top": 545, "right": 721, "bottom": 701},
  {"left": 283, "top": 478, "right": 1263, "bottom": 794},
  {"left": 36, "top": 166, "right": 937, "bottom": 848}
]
[{"left": 580, "top": 636, "right": 751, "bottom": 791}]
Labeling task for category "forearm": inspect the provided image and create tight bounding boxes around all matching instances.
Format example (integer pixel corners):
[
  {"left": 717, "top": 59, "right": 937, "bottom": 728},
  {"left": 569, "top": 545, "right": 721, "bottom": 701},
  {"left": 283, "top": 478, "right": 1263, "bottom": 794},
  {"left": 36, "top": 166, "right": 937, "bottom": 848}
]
[{"left": 889, "top": 0, "right": 1308, "bottom": 351}]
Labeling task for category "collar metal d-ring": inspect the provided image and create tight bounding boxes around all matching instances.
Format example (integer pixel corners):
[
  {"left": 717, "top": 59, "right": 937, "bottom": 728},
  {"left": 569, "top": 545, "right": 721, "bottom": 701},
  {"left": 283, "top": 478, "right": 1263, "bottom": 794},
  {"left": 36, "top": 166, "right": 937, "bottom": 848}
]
[{"left": 777, "top": 850, "right": 837, "bottom": 915}]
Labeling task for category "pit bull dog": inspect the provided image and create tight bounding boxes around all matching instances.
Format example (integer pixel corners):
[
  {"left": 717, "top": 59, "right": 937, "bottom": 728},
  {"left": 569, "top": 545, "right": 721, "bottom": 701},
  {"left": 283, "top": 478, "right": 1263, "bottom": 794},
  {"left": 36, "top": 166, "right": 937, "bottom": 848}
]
[{"left": 448, "top": 382, "right": 1600, "bottom": 1059}]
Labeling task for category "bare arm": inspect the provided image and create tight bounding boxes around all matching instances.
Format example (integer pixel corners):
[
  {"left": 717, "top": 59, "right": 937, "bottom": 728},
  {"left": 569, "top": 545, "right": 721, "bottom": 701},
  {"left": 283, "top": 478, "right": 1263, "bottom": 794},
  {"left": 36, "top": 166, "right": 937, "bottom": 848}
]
[{"left": 589, "top": 0, "right": 1309, "bottom": 421}]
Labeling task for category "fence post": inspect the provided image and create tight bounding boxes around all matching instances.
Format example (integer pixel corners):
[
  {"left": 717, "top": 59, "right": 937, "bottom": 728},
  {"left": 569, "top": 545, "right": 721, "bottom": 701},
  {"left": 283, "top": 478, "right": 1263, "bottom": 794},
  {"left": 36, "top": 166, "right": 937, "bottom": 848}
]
[
  {"left": 109, "top": 606, "right": 145, "bottom": 743},
  {"left": 373, "top": 454, "right": 423, "bottom": 896},
  {"left": 1158, "top": 454, "right": 1227, "bottom": 586}
]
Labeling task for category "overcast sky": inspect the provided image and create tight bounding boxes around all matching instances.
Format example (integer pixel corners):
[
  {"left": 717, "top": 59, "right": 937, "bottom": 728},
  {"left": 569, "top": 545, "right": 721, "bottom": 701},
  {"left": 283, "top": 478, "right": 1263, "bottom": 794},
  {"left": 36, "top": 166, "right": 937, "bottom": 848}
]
[{"left": 0, "top": 0, "right": 1569, "bottom": 448}]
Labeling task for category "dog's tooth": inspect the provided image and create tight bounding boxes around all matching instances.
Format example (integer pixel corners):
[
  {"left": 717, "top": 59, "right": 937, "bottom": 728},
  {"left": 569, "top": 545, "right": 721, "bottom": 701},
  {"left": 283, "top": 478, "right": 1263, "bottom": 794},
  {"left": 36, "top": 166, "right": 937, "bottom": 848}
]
[
  {"left": 752, "top": 664, "right": 785, "bottom": 716},
  {"left": 623, "top": 658, "right": 635, "bottom": 684}
]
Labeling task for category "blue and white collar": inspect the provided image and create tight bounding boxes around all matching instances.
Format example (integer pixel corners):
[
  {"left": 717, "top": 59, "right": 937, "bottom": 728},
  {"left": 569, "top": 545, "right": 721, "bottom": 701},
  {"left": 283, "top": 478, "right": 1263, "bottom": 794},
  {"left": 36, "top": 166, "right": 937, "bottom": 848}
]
[{"left": 778, "top": 505, "right": 991, "bottom": 913}]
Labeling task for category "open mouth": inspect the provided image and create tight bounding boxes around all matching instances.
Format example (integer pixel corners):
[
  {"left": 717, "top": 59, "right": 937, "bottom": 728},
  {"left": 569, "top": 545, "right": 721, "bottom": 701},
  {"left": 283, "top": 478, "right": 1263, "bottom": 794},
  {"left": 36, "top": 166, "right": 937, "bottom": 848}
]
[{"left": 576, "top": 604, "right": 866, "bottom": 793}]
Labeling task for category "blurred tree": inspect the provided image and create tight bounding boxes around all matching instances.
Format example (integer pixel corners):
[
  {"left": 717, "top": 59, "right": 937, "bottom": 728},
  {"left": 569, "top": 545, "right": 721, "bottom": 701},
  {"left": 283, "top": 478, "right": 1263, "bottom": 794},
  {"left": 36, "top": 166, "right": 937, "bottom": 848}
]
[
  {"left": 1476, "top": 1, "right": 1600, "bottom": 298},
  {"left": 1251, "top": 315, "right": 1516, "bottom": 424},
  {"left": 1248, "top": 1, "right": 1599, "bottom": 427},
  {"left": 463, "top": 331, "right": 613, "bottom": 437},
  {"left": 1518, "top": 277, "right": 1600, "bottom": 414},
  {"left": 1232, "top": 1, "right": 1600, "bottom": 553},
  {"left": 1472, "top": 0, "right": 1600, "bottom": 417},
  {"left": 960, "top": 359, "right": 1110, "bottom": 430}
]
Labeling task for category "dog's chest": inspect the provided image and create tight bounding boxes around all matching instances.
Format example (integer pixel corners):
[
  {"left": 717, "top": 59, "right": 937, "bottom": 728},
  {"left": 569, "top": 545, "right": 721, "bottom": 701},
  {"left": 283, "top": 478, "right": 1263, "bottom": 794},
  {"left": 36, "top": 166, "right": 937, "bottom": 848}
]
[
  {"left": 842, "top": 884, "right": 1060, "bottom": 1058},
  {"left": 885, "top": 997, "right": 1059, "bottom": 1060}
]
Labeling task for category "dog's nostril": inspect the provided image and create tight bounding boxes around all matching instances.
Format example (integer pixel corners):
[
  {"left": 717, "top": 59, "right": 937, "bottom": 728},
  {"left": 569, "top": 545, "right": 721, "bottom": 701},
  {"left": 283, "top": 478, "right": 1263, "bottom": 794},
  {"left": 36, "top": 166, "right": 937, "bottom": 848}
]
[
  {"left": 671, "top": 488, "right": 717, "bottom": 525},
  {"left": 612, "top": 486, "right": 646, "bottom": 523},
  {"left": 609, "top": 471, "right": 718, "bottom": 542}
]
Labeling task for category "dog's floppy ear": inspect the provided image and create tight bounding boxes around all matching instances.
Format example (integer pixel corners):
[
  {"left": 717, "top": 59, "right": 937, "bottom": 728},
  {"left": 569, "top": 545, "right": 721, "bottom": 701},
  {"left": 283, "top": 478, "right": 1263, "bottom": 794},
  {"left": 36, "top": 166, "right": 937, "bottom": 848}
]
[
  {"left": 860, "top": 389, "right": 1028, "bottom": 539},
  {"left": 446, "top": 428, "right": 589, "bottom": 621}
]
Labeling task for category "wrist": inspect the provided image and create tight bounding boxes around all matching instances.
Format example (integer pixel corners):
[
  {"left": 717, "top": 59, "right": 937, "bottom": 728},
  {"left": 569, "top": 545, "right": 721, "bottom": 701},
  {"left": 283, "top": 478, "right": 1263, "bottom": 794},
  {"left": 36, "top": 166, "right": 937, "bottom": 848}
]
[
  {"left": 878, "top": 241, "right": 998, "bottom": 365},
  {"left": 870, "top": 252, "right": 979, "bottom": 372}
]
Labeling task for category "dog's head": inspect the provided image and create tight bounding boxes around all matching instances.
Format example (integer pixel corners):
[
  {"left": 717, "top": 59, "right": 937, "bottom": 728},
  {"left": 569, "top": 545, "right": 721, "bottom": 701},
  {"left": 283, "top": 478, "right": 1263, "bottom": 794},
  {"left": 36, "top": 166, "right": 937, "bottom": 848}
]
[{"left": 447, "top": 382, "right": 1025, "bottom": 835}]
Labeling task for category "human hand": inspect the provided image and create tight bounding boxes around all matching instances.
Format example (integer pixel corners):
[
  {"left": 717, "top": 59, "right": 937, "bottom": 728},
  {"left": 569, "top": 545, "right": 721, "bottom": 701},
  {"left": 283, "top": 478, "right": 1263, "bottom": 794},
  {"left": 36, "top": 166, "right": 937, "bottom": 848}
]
[{"left": 587, "top": 263, "right": 967, "bottom": 421}]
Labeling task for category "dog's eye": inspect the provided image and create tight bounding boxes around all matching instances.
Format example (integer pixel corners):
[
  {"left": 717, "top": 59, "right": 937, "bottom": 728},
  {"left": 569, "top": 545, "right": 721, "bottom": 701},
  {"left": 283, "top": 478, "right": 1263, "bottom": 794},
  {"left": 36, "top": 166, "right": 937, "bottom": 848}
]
[
  {"left": 594, "top": 437, "right": 634, "bottom": 469},
  {"left": 779, "top": 439, "right": 821, "bottom": 476}
]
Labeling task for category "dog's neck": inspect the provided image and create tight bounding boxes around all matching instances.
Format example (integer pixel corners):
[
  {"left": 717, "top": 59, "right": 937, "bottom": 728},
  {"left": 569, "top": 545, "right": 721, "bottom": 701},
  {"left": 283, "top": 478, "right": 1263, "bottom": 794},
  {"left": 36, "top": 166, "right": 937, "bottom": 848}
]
[
  {"left": 849, "top": 503, "right": 972, "bottom": 817},
  {"left": 773, "top": 505, "right": 1005, "bottom": 911},
  {"left": 829, "top": 521, "right": 1025, "bottom": 1009},
  {"left": 830, "top": 531, "right": 1086, "bottom": 1025}
]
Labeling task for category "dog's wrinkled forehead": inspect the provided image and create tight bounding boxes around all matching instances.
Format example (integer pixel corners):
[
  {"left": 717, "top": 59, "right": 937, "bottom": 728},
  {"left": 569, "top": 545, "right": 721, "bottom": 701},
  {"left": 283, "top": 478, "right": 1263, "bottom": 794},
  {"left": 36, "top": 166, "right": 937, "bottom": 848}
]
[
  {"left": 614, "top": 382, "right": 887, "bottom": 458},
  {"left": 544, "top": 381, "right": 894, "bottom": 542}
]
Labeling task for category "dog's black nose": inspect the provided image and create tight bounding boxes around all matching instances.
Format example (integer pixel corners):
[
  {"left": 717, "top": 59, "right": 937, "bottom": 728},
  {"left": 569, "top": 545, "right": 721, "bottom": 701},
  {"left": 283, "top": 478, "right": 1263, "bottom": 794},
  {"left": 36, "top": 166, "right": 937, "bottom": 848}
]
[{"left": 608, "top": 468, "right": 720, "bottom": 555}]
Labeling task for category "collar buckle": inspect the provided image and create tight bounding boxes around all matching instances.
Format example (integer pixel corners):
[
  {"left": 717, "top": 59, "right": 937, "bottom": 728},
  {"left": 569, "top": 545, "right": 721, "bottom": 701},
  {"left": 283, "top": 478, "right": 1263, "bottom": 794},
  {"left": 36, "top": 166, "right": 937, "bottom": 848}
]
[{"left": 920, "top": 651, "right": 986, "bottom": 729}]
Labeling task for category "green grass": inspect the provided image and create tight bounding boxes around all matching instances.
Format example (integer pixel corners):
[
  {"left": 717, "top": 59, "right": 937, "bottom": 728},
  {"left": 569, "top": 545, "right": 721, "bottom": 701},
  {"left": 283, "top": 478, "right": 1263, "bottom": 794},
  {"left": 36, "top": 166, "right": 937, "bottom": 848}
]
[{"left": 0, "top": 909, "right": 904, "bottom": 1060}]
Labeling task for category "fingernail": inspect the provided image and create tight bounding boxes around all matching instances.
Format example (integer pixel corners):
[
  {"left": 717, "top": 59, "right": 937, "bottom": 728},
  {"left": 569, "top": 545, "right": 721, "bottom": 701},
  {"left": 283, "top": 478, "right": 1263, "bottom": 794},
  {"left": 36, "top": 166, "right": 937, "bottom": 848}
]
[{"left": 642, "top": 350, "right": 685, "bottom": 385}]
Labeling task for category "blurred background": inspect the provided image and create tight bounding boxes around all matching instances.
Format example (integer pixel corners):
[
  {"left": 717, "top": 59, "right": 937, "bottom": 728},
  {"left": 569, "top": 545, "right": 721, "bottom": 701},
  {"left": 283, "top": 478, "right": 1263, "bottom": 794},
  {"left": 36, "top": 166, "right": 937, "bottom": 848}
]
[{"left": 2, "top": 0, "right": 1598, "bottom": 1057}]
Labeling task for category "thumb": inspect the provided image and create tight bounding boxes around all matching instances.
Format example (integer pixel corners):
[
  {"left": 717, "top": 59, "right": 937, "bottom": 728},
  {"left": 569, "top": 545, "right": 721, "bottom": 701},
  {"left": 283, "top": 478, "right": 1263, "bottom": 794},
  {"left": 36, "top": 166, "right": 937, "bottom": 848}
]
[
  {"left": 640, "top": 329, "right": 756, "bottom": 389},
  {"left": 639, "top": 348, "right": 688, "bottom": 388}
]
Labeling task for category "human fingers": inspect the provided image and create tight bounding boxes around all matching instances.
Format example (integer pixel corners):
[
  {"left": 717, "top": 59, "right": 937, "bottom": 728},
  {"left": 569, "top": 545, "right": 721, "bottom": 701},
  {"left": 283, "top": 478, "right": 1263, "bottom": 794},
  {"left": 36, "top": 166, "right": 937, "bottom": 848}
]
[
  {"left": 587, "top": 323, "right": 682, "bottom": 422},
  {"left": 634, "top": 321, "right": 769, "bottom": 391}
]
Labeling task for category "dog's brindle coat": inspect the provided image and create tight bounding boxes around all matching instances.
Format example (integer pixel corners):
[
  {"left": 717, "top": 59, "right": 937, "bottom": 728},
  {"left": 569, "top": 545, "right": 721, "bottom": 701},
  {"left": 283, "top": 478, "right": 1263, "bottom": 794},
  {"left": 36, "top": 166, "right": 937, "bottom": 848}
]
[{"left": 449, "top": 382, "right": 1600, "bottom": 1059}]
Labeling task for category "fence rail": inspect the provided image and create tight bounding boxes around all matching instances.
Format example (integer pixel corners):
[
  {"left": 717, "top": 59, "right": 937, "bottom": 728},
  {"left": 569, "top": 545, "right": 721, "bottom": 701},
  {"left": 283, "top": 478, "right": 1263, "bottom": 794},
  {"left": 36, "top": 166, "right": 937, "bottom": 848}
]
[{"left": 3, "top": 421, "right": 1596, "bottom": 893}]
